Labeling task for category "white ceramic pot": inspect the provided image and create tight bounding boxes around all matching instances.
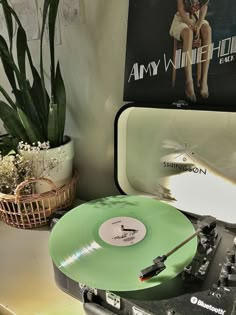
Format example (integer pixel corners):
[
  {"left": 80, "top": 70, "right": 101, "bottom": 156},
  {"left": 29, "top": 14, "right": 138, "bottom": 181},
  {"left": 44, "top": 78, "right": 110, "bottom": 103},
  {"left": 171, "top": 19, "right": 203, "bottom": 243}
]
[{"left": 20, "top": 136, "right": 74, "bottom": 193}]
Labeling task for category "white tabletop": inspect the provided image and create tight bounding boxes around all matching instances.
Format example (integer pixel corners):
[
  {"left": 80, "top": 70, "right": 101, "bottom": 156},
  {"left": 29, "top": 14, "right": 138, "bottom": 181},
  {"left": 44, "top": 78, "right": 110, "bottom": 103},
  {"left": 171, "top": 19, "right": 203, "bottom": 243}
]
[{"left": 0, "top": 220, "right": 86, "bottom": 315}]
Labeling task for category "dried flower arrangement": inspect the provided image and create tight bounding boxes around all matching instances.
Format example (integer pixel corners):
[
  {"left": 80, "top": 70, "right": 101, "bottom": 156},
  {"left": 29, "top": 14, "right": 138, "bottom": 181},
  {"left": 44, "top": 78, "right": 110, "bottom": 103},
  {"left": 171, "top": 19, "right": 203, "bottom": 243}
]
[
  {"left": 0, "top": 152, "right": 33, "bottom": 195},
  {"left": 0, "top": 139, "right": 62, "bottom": 195}
]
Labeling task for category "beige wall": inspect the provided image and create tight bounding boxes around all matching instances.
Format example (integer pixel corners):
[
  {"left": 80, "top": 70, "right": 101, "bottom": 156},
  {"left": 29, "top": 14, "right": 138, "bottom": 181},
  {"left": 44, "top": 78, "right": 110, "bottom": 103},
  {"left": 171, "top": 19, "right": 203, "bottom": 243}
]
[
  {"left": 0, "top": 0, "right": 129, "bottom": 200},
  {"left": 63, "top": 0, "right": 129, "bottom": 200}
]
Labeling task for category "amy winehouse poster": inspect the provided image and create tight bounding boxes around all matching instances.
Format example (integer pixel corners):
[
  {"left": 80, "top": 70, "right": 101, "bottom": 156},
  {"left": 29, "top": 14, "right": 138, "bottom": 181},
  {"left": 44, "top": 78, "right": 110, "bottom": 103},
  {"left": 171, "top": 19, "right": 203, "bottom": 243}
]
[{"left": 123, "top": 0, "right": 236, "bottom": 107}]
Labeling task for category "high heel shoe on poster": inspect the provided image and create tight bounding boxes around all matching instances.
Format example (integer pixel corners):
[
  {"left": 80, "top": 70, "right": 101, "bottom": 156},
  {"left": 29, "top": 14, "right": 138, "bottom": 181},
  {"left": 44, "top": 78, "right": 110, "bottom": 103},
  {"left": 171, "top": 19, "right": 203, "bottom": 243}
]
[
  {"left": 185, "top": 80, "right": 196, "bottom": 102},
  {"left": 200, "top": 82, "right": 209, "bottom": 99}
]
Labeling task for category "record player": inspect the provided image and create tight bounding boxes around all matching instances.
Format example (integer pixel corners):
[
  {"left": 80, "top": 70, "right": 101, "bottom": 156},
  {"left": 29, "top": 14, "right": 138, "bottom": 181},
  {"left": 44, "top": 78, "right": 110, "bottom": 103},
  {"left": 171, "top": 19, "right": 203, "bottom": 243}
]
[{"left": 50, "top": 104, "right": 236, "bottom": 315}]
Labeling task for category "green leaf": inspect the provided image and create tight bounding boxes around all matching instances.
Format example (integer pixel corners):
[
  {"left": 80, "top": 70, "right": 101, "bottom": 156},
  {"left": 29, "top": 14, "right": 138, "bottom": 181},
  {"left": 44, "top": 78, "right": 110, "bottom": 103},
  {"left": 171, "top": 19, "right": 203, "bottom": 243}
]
[
  {"left": 0, "top": 84, "right": 16, "bottom": 109},
  {"left": 0, "top": 15, "right": 44, "bottom": 130},
  {"left": 54, "top": 62, "right": 66, "bottom": 144},
  {"left": 16, "top": 27, "right": 27, "bottom": 79},
  {"left": 0, "top": 29, "right": 45, "bottom": 142},
  {"left": 2, "top": 5, "right": 49, "bottom": 118},
  {"left": 40, "top": 0, "right": 52, "bottom": 104},
  {"left": 30, "top": 66, "right": 50, "bottom": 134},
  {"left": 41, "top": 0, "right": 52, "bottom": 40},
  {"left": 0, "top": 101, "right": 28, "bottom": 142},
  {"left": 6, "top": 6, "right": 37, "bottom": 82},
  {"left": 0, "top": 134, "right": 18, "bottom": 156},
  {"left": 30, "top": 67, "right": 49, "bottom": 129},
  {"left": 10, "top": 64, "right": 44, "bottom": 132},
  {"left": 0, "top": 36, "right": 28, "bottom": 114},
  {"left": 0, "top": 35, "right": 18, "bottom": 96},
  {"left": 14, "top": 89, "right": 27, "bottom": 111},
  {"left": 47, "top": 102, "right": 59, "bottom": 147},
  {"left": 1, "top": 0, "right": 13, "bottom": 51},
  {"left": 48, "top": 0, "right": 59, "bottom": 95},
  {"left": 8, "top": 73, "right": 43, "bottom": 132},
  {"left": 17, "top": 108, "right": 45, "bottom": 144}
]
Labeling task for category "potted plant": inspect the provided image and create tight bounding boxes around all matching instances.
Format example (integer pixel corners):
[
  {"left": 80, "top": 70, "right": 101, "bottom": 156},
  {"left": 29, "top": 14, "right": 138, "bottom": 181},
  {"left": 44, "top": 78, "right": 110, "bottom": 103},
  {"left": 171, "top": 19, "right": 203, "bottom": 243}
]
[{"left": 0, "top": 0, "right": 74, "bottom": 192}]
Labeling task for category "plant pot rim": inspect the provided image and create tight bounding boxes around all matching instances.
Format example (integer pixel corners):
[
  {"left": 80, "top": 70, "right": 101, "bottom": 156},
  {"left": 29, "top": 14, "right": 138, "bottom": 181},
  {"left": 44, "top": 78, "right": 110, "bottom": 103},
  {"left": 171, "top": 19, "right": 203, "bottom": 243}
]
[{"left": 62, "top": 135, "right": 72, "bottom": 146}]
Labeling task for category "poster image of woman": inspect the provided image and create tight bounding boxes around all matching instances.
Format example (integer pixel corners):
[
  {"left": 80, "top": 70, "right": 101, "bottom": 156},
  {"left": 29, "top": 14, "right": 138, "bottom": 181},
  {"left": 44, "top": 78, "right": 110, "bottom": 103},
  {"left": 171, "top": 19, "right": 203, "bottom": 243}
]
[
  {"left": 124, "top": 0, "right": 236, "bottom": 107},
  {"left": 169, "top": 0, "right": 212, "bottom": 102}
]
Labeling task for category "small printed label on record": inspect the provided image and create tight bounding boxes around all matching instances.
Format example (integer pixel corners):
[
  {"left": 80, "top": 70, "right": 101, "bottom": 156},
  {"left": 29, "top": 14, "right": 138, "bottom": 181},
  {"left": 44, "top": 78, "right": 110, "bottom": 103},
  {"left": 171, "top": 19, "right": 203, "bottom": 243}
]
[
  {"left": 99, "top": 217, "right": 146, "bottom": 246},
  {"left": 132, "top": 306, "right": 152, "bottom": 315},
  {"left": 106, "top": 292, "right": 121, "bottom": 310}
]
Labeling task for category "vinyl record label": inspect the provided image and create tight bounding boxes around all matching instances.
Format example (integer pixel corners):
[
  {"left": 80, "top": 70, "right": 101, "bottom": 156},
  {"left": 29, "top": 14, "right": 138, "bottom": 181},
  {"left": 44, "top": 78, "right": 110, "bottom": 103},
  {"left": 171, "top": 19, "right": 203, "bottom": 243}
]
[{"left": 99, "top": 217, "right": 146, "bottom": 246}]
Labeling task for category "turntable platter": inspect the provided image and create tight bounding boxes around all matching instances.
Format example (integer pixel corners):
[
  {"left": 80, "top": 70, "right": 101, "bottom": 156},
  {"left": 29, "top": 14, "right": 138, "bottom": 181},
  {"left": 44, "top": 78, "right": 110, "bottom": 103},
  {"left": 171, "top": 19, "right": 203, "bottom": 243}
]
[{"left": 49, "top": 195, "right": 197, "bottom": 291}]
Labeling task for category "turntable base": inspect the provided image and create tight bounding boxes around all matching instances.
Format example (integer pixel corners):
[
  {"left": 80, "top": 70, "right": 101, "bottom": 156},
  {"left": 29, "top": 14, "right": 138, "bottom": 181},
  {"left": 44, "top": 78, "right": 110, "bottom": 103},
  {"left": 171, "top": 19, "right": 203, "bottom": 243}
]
[{"left": 50, "top": 204, "right": 236, "bottom": 315}]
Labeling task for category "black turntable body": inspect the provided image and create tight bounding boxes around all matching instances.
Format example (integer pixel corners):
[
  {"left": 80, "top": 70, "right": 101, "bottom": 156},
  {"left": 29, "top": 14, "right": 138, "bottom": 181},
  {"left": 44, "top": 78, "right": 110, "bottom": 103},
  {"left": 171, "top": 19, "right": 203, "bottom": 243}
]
[{"left": 51, "top": 212, "right": 236, "bottom": 315}]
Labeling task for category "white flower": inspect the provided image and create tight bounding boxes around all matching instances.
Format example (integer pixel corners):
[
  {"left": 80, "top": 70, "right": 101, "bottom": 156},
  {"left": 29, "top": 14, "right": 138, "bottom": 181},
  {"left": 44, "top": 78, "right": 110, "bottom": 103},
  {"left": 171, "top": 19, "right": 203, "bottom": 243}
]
[{"left": 0, "top": 153, "right": 34, "bottom": 194}]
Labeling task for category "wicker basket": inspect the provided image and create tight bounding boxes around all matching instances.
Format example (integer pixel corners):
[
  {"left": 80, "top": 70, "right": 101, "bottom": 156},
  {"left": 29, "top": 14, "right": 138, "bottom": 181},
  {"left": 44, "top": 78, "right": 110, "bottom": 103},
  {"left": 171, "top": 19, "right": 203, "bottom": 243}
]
[{"left": 0, "top": 171, "right": 78, "bottom": 229}]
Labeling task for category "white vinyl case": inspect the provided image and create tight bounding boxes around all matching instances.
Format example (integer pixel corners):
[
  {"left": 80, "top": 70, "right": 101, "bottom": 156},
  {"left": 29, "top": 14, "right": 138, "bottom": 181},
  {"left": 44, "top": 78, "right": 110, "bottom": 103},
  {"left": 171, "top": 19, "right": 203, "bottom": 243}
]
[{"left": 115, "top": 104, "right": 236, "bottom": 226}]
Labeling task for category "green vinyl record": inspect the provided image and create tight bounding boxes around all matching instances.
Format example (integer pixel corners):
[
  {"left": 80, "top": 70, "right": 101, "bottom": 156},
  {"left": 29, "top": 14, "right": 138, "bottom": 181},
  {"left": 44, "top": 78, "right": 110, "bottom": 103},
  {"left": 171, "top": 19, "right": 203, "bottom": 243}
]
[{"left": 49, "top": 195, "right": 197, "bottom": 291}]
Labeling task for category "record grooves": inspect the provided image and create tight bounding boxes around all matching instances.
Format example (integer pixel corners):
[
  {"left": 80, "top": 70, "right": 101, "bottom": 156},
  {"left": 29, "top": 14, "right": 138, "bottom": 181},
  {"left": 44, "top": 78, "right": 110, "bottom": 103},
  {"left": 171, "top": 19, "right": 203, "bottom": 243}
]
[{"left": 49, "top": 195, "right": 197, "bottom": 291}]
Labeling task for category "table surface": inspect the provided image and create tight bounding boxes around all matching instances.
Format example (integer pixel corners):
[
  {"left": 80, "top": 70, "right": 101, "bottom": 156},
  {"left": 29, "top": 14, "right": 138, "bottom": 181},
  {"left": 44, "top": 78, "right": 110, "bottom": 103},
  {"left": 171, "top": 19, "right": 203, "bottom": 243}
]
[{"left": 0, "top": 220, "right": 86, "bottom": 315}]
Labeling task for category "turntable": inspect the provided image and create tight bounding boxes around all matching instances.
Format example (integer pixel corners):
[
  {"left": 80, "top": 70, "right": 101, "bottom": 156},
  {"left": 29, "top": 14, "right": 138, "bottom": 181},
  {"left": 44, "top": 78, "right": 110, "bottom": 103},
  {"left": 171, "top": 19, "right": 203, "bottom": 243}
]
[{"left": 50, "top": 105, "right": 236, "bottom": 315}]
